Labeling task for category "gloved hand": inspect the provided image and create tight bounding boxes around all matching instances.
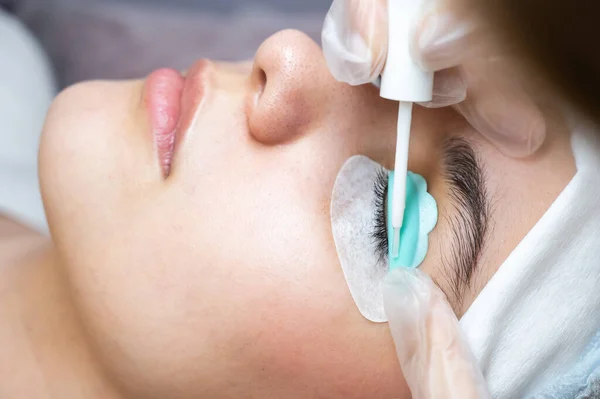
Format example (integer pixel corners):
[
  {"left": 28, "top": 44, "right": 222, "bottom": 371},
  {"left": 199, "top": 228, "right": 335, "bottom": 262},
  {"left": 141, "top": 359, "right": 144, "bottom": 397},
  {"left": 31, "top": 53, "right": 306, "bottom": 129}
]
[
  {"left": 383, "top": 267, "right": 491, "bottom": 399},
  {"left": 321, "top": 0, "right": 546, "bottom": 158}
]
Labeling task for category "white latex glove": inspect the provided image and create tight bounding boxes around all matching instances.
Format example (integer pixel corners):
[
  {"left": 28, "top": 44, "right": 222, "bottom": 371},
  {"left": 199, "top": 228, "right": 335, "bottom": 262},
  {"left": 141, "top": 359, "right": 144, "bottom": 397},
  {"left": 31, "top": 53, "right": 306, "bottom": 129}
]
[
  {"left": 383, "top": 268, "right": 491, "bottom": 399},
  {"left": 321, "top": 0, "right": 547, "bottom": 158}
]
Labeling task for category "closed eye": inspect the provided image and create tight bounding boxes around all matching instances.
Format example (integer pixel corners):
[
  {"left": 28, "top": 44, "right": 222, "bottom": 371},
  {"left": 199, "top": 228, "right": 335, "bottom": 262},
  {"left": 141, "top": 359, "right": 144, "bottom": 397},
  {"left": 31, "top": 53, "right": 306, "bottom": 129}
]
[{"left": 368, "top": 137, "right": 490, "bottom": 311}]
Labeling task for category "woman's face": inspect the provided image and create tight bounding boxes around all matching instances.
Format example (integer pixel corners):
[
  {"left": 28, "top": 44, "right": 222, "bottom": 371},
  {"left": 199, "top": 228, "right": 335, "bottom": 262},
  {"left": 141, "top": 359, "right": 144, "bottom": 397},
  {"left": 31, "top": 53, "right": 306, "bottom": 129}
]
[{"left": 39, "top": 30, "right": 575, "bottom": 398}]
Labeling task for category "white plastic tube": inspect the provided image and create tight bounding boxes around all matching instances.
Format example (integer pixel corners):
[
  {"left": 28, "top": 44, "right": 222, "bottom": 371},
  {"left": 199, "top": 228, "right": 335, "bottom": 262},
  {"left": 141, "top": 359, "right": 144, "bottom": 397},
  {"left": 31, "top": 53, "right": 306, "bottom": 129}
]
[
  {"left": 379, "top": 0, "right": 434, "bottom": 256},
  {"left": 380, "top": 0, "right": 434, "bottom": 103}
]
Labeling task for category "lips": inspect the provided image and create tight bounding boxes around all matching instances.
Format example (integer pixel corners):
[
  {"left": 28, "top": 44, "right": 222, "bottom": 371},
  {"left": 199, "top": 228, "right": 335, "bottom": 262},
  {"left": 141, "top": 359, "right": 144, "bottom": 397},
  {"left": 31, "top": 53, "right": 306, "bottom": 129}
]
[{"left": 145, "top": 60, "right": 210, "bottom": 176}]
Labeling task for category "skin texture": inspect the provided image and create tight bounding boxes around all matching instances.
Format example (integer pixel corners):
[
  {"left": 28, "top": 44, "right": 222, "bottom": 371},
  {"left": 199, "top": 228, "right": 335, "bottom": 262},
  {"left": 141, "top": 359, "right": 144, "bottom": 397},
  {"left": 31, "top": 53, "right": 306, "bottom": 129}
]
[{"left": 0, "top": 30, "right": 575, "bottom": 398}]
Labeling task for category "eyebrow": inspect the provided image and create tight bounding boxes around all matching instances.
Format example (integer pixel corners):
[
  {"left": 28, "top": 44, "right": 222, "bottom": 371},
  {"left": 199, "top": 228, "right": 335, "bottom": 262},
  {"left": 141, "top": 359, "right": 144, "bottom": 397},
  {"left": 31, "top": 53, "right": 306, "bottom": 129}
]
[{"left": 438, "top": 137, "right": 490, "bottom": 308}]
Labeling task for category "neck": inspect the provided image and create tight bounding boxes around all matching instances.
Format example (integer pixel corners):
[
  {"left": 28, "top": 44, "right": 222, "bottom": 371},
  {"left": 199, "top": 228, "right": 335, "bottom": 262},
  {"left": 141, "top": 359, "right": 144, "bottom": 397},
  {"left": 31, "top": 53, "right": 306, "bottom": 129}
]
[{"left": 0, "top": 240, "right": 124, "bottom": 399}]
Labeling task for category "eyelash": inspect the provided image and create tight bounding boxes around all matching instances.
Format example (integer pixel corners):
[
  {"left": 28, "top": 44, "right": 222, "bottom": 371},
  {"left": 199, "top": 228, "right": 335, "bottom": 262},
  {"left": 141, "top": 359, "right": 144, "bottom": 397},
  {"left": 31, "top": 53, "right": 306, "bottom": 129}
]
[{"left": 372, "top": 167, "right": 389, "bottom": 264}]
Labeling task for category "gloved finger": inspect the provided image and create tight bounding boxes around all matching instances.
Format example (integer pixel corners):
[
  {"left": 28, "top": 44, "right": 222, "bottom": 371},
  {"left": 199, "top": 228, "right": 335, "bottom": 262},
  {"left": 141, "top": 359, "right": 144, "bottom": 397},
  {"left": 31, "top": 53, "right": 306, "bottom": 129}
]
[
  {"left": 322, "top": 0, "right": 388, "bottom": 85},
  {"left": 412, "top": 1, "right": 546, "bottom": 158},
  {"left": 418, "top": 67, "right": 466, "bottom": 108},
  {"left": 456, "top": 55, "right": 547, "bottom": 158},
  {"left": 410, "top": 0, "right": 478, "bottom": 108},
  {"left": 411, "top": 0, "right": 479, "bottom": 72},
  {"left": 383, "top": 268, "right": 490, "bottom": 399}
]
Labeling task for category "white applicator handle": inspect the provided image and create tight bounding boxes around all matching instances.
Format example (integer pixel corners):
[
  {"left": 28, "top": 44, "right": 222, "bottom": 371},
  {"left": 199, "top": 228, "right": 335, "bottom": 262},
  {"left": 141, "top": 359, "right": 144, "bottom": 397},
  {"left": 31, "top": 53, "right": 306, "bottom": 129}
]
[
  {"left": 391, "top": 101, "right": 413, "bottom": 253},
  {"left": 380, "top": 0, "right": 434, "bottom": 257},
  {"left": 380, "top": 0, "right": 434, "bottom": 103}
]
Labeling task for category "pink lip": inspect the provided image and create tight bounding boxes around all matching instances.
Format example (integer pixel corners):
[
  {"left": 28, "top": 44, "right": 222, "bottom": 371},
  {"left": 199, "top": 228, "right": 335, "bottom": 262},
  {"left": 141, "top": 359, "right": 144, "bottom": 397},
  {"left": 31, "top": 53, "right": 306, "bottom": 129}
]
[{"left": 145, "top": 60, "right": 210, "bottom": 176}]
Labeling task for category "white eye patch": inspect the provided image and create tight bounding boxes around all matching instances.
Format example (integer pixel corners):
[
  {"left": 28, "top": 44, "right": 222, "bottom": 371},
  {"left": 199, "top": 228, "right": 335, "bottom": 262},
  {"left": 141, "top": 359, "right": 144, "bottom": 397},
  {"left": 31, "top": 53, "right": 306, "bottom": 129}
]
[{"left": 330, "top": 155, "right": 389, "bottom": 323}]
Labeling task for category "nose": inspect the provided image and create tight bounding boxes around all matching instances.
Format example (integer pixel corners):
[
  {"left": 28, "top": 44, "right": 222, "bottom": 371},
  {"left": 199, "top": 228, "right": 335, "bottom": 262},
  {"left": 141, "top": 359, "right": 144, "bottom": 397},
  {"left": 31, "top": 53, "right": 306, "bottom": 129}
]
[{"left": 248, "top": 30, "right": 336, "bottom": 144}]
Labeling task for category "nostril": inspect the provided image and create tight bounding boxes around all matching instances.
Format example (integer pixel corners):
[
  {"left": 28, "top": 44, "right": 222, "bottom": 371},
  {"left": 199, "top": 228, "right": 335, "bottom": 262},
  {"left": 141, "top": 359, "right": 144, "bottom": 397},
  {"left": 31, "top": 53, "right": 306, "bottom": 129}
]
[
  {"left": 257, "top": 68, "right": 267, "bottom": 98},
  {"left": 250, "top": 64, "right": 267, "bottom": 103}
]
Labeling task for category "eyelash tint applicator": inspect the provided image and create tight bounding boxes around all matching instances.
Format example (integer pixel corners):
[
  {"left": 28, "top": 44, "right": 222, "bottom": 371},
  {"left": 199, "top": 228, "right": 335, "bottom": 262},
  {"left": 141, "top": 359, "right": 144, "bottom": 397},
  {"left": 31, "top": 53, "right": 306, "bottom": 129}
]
[{"left": 380, "top": 0, "right": 434, "bottom": 258}]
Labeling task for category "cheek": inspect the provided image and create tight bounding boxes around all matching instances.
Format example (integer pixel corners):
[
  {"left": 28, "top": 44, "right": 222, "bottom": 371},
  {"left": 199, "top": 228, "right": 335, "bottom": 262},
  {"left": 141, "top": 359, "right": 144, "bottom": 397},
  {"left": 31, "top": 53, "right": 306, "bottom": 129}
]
[
  {"left": 228, "top": 260, "right": 407, "bottom": 398},
  {"left": 66, "top": 218, "right": 362, "bottom": 396}
]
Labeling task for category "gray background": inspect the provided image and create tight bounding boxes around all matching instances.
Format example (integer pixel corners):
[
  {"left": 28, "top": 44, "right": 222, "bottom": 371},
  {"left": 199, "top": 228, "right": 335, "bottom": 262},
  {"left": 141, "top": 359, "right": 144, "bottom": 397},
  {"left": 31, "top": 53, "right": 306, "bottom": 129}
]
[{"left": 12, "top": 0, "right": 329, "bottom": 87}]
